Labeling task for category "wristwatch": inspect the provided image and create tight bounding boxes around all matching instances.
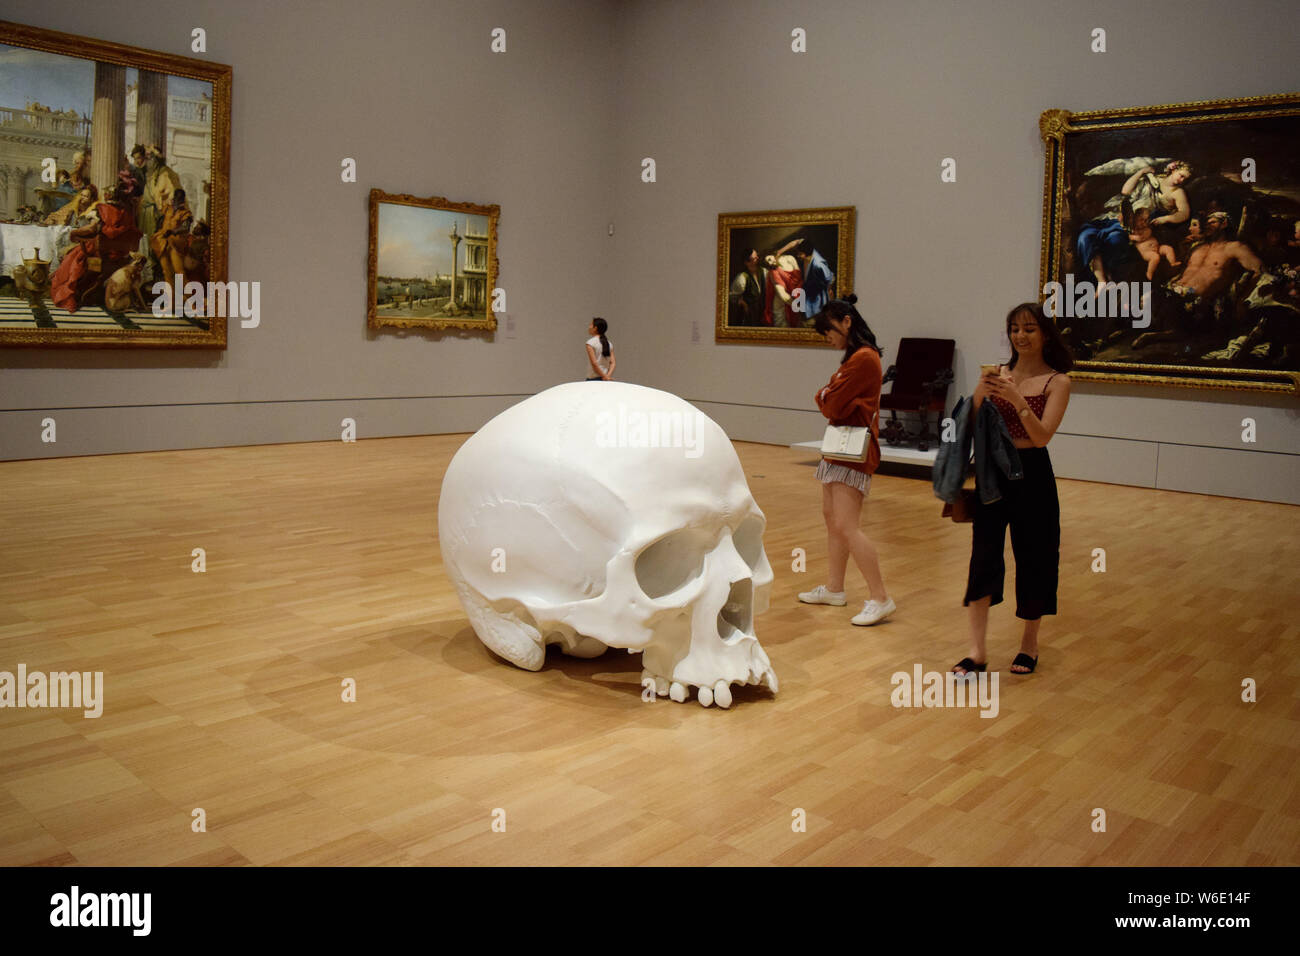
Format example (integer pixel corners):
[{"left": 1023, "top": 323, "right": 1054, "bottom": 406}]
[{"left": 1018, "top": 407, "right": 1031, "bottom": 417}]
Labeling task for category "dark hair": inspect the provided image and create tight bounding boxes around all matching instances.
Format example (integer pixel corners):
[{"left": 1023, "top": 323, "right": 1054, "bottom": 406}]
[
  {"left": 794, "top": 238, "right": 812, "bottom": 256},
  {"left": 592, "top": 317, "right": 610, "bottom": 357},
  {"left": 813, "top": 294, "right": 881, "bottom": 362},
  {"left": 1008, "top": 301, "right": 1074, "bottom": 372}
]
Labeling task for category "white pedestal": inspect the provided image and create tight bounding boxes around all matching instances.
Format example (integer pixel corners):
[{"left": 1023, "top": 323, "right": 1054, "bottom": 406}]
[{"left": 790, "top": 439, "right": 938, "bottom": 468}]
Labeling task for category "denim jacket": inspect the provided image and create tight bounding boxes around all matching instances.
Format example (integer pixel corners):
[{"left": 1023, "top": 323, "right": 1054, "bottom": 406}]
[
  {"left": 932, "top": 395, "right": 972, "bottom": 504},
  {"left": 933, "top": 395, "right": 1023, "bottom": 505},
  {"left": 974, "top": 399, "right": 1023, "bottom": 504}
]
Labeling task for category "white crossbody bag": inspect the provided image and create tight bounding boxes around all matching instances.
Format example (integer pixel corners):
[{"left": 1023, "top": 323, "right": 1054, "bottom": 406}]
[
  {"left": 820, "top": 425, "right": 868, "bottom": 462},
  {"left": 820, "top": 410, "right": 876, "bottom": 463}
]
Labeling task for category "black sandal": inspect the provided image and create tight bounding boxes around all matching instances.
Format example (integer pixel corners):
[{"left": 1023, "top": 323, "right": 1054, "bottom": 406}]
[
  {"left": 951, "top": 657, "right": 986, "bottom": 675},
  {"left": 1010, "top": 653, "right": 1038, "bottom": 674}
]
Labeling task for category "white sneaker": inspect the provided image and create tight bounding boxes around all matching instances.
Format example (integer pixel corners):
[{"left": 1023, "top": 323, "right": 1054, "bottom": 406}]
[
  {"left": 851, "top": 597, "right": 896, "bottom": 626},
  {"left": 798, "top": 585, "right": 846, "bottom": 606}
]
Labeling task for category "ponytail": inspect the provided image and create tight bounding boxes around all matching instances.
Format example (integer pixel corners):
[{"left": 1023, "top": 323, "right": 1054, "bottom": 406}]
[{"left": 592, "top": 317, "right": 610, "bottom": 357}]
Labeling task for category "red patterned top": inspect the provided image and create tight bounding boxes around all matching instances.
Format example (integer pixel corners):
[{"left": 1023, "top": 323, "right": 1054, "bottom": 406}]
[{"left": 989, "top": 372, "right": 1058, "bottom": 440}]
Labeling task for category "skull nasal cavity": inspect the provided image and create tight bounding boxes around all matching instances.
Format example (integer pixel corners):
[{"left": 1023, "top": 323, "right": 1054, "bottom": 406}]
[{"left": 718, "top": 578, "right": 752, "bottom": 639}]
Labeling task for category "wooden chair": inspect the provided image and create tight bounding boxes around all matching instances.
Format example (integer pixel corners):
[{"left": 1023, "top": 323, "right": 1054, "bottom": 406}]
[{"left": 880, "top": 338, "right": 955, "bottom": 451}]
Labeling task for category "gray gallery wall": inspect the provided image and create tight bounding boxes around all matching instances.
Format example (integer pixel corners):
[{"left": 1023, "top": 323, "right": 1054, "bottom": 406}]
[
  {"left": 2, "top": 0, "right": 1299, "bottom": 505},
  {"left": 609, "top": 0, "right": 1300, "bottom": 504},
  {"left": 0, "top": 0, "right": 621, "bottom": 456}
]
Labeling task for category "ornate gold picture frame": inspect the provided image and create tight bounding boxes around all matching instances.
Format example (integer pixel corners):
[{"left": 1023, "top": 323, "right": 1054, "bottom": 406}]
[
  {"left": 0, "top": 19, "right": 231, "bottom": 348},
  {"left": 716, "top": 206, "right": 855, "bottom": 346},
  {"left": 1039, "top": 93, "right": 1300, "bottom": 394},
  {"left": 367, "top": 189, "right": 499, "bottom": 334}
]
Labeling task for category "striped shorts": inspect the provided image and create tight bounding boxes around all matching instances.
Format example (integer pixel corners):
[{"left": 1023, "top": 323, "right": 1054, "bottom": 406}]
[{"left": 815, "top": 458, "right": 871, "bottom": 495}]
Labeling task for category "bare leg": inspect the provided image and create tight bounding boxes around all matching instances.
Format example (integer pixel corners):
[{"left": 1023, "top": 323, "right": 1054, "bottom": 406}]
[
  {"left": 829, "top": 482, "right": 888, "bottom": 602},
  {"left": 1013, "top": 618, "right": 1040, "bottom": 672},
  {"left": 956, "top": 596, "right": 990, "bottom": 673},
  {"left": 1089, "top": 254, "right": 1108, "bottom": 285},
  {"left": 823, "top": 483, "right": 849, "bottom": 593}
]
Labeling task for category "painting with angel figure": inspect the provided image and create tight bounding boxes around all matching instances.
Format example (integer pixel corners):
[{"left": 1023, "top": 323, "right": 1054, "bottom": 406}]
[{"left": 1041, "top": 94, "right": 1300, "bottom": 392}]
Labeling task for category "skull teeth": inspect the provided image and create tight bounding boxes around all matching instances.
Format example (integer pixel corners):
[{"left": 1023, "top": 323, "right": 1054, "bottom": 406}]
[
  {"left": 713, "top": 680, "right": 732, "bottom": 708},
  {"left": 643, "top": 669, "right": 670, "bottom": 697},
  {"left": 640, "top": 671, "right": 771, "bottom": 707}
]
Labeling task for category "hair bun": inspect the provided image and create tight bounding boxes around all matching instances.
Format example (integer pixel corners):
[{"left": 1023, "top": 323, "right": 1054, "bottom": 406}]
[{"left": 844, "top": 293, "right": 858, "bottom": 305}]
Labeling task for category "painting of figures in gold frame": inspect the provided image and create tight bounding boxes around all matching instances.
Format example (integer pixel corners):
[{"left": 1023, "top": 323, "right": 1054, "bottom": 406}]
[
  {"left": 1039, "top": 92, "right": 1300, "bottom": 394},
  {"left": 368, "top": 189, "right": 500, "bottom": 334},
  {"left": 0, "top": 19, "right": 231, "bottom": 348},
  {"left": 716, "top": 206, "right": 855, "bottom": 345}
]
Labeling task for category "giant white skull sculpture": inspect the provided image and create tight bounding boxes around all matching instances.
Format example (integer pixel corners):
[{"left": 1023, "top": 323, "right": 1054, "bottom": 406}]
[{"left": 438, "top": 381, "right": 776, "bottom": 707}]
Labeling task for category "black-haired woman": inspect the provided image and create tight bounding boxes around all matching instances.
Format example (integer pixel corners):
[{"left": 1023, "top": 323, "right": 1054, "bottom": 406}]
[
  {"left": 585, "top": 318, "right": 615, "bottom": 381},
  {"left": 798, "top": 295, "right": 896, "bottom": 626},
  {"left": 953, "top": 302, "right": 1073, "bottom": 677}
]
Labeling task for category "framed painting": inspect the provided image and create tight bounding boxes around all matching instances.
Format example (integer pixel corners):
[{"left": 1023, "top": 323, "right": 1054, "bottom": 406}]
[
  {"left": 368, "top": 189, "right": 499, "bottom": 333},
  {"left": 1039, "top": 92, "right": 1300, "bottom": 394},
  {"left": 716, "top": 206, "right": 855, "bottom": 345},
  {"left": 0, "top": 19, "right": 231, "bottom": 348}
]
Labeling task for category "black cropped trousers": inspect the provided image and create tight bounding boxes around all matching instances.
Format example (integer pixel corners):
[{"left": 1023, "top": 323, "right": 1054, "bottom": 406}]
[{"left": 963, "top": 446, "right": 1059, "bottom": 620}]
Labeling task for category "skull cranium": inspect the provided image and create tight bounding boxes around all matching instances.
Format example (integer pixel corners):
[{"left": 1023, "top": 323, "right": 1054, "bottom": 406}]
[{"left": 438, "top": 382, "right": 776, "bottom": 707}]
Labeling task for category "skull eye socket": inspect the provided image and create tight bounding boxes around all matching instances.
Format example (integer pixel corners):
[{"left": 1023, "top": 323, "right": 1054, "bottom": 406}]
[
  {"left": 635, "top": 527, "right": 714, "bottom": 599},
  {"left": 733, "top": 514, "right": 766, "bottom": 570}
]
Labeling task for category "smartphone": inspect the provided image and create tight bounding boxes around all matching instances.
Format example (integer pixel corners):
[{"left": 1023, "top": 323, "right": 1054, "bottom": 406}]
[{"left": 979, "top": 363, "right": 1001, "bottom": 377}]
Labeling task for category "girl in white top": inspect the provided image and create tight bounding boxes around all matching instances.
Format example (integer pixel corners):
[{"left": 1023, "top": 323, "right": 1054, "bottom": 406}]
[{"left": 585, "top": 317, "right": 615, "bottom": 380}]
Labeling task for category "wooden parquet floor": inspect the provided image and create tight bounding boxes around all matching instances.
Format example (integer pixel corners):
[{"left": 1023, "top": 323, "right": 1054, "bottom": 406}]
[{"left": 0, "top": 435, "right": 1296, "bottom": 866}]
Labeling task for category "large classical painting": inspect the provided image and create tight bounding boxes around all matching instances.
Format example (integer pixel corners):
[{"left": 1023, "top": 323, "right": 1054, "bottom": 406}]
[
  {"left": 716, "top": 206, "right": 855, "bottom": 345},
  {"left": 0, "top": 20, "right": 230, "bottom": 348},
  {"left": 1040, "top": 93, "right": 1300, "bottom": 393},
  {"left": 368, "top": 189, "right": 499, "bottom": 333}
]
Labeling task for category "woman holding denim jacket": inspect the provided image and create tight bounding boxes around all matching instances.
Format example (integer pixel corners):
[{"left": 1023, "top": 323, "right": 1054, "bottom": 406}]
[{"left": 953, "top": 302, "right": 1072, "bottom": 677}]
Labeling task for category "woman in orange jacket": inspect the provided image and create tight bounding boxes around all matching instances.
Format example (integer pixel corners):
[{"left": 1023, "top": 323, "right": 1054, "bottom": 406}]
[{"left": 799, "top": 295, "right": 896, "bottom": 626}]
